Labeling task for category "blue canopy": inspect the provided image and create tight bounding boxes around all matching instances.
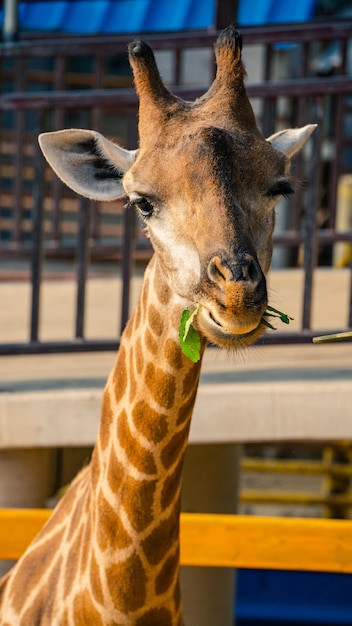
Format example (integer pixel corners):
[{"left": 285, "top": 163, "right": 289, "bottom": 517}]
[{"left": 0, "top": 0, "right": 315, "bottom": 35}]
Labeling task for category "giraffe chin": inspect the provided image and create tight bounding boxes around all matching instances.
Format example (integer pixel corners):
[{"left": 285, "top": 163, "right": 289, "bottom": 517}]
[{"left": 198, "top": 306, "right": 265, "bottom": 349}]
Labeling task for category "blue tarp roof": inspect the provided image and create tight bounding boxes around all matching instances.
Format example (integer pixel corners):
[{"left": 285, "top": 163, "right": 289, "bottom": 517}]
[{"left": 0, "top": 0, "right": 316, "bottom": 35}]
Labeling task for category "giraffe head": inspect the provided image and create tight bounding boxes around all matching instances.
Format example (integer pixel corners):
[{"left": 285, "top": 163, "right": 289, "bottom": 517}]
[{"left": 39, "top": 26, "right": 315, "bottom": 349}]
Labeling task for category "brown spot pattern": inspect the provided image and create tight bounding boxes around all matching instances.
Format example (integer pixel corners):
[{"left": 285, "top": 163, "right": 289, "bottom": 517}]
[
  {"left": 132, "top": 401, "right": 169, "bottom": 444},
  {"left": 106, "top": 552, "right": 147, "bottom": 613},
  {"left": 136, "top": 607, "right": 173, "bottom": 626},
  {"left": 91, "top": 447, "right": 100, "bottom": 491},
  {"left": 64, "top": 530, "right": 82, "bottom": 598},
  {"left": 117, "top": 410, "right": 157, "bottom": 475},
  {"left": 161, "top": 458, "right": 183, "bottom": 511},
  {"left": 107, "top": 445, "right": 124, "bottom": 493},
  {"left": 161, "top": 422, "right": 190, "bottom": 470},
  {"left": 145, "top": 328, "right": 158, "bottom": 354},
  {"left": 129, "top": 347, "right": 137, "bottom": 402},
  {"left": 174, "top": 580, "right": 181, "bottom": 613},
  {"left": 142, "top": 277, "right": 150, "bottom": 314},
  {"left": 112, "top": 345, "right": 128, "bottom": 403},
  {"left": 96, "top": 490, "right": 132, "bottom": 551},
  {"left": 79, "top": 512, "right": 91, "bottom": 575},
  {"left": 21, "top": 555, "right": 62, "bottom": 624},
  {"left": 120, "top": 475, "right": 157, "bottom": 532},
  {"left": 142, "top": 513, "right": 179, "bottom": 565},
  {"left": 182, "top": 362, "right": 200, "bottom": 396},
  {"left": 148, "top": 304, "right": 164, "bottom": 336},
  {"left": 11, "top": 530, "right": 63, "bottom": 612},
  {"left": 66, "top": 492, "right": 86, "bottom": 543},
  {"left": 135, "top": 335, "right": 144, "bottom": 375},
  {"left": 99, "top": 392, "right": 114, "bottom": 451},
  {"left": 145, "top": 363, "right": 176, "bottom": 410},
  {"left": 164, "top": 338, "right": 183, "bottom": 370},
  {"left": 177, "top": 392, "right": 196, "bottom": 426},
  {"left": 73, "top": 589, "right": 104, "bottom": 626},
  {"left": 155, "top": 550, "right": 179, "bottom": 595},
  {"left": 89, "top": 551, "right": 104, "bottom": 605},
  {"left": 154, "top": 273, "right": 172, "bottom": 305},
  {"left": 133, "top": 300, "right": 142, "bottom": 332}
]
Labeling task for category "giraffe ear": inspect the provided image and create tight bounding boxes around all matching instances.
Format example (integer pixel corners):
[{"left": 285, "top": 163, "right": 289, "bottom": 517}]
[
  {"left": 267, "top": 124, "right": 317, "bottom": 158},
  {"left": 38, "top": 129, "right": 137, "bottom": 201}
]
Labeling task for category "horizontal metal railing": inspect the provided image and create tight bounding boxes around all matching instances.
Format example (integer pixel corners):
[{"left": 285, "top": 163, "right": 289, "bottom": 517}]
[{"left": 2, "top": 508, "right": 352, "bottom": 573}]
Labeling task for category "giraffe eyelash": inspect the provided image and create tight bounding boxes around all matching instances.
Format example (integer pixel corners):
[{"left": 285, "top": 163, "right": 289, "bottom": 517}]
[
  {"left": 267, "top": 181, "right": 294, "bottom": 199},
  {"left": 126, "top": 196, "right": 156, "bottom": 219}
]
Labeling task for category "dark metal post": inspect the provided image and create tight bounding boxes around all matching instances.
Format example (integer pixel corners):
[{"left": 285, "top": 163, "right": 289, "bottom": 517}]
[
  {"left": 75, "top": 197, "right": 91, "bottom": 339},
  {"left": 302, "top": 104, "right": 323, "bottom": 330},
  {"left": 120, "top": 202, "right": 136, "bottom": 335},
  {"left": 119, "top": 108, "right": 138, "bottom": 336},
  {"left": 30, "top": 112, "right": 45, "bottom": 342},
  {"left": 216, "top": 0, "right": 238, "bottom": 28}
]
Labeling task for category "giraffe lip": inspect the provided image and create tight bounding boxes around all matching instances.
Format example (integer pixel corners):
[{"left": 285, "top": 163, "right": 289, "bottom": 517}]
[
  {"left": 203, "top": 307, "right": 259, "bottom": 336},
  {"left": 199, "top": 306, "right": 264, "bottom": 346}
]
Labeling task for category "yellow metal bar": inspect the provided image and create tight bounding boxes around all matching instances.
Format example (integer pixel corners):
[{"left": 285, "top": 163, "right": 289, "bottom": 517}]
[
  {"left": 2, "top": 509, "right": 352, "bottom": 574},
  {"left": 240, "top": 490, "right": 352, "bottom": 506},
  {"left": 0, "top": 508, "right": 50, "bottom": 560},
  {"left": 180, "top": 513, "right": 352, "bottom": 573},
  {"left": 242, "top": 458, "right": 352, "bottom": 477}
]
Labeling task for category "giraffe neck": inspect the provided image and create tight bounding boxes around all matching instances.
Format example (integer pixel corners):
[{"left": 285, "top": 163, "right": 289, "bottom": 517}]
[{"left": 90, "top": 256, "right": 205, "bottom": 625}]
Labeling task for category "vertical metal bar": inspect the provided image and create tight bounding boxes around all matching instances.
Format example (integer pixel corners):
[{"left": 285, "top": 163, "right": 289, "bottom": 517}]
[
  {"left": 120, "top": 202, "right": 136, "bottom": 335},
  {"left": 119, "top": 107, "right": 138, "bottom": 335},
  {"left": 30, "top": 110, "right": 45, "bottom": 342},
  {"left": 292, "top": 96, "right": 307, "bottom": 233},
  {"left": 215, "top": 0, "right": 238, "bottom": 28},
  {"left": 13, "top": 56, "right": 25, "bottom": 244},
  {"left": 348, "top": 254, "right": 352, "bottom": 328},
  {"left": 302, "top": 101, "right": 323, "bottom": 330},
  {"left": 90, "top": 57, "right": 104, "bottom": 249},
  {"left": 174, "top": 48, "right": 182, "bottom": 86},
  {"left": 262, "top": 44, "right": 276, "bottom": 137},
  {"left": 52, "top": 55, "right": 66, "bottom": 245},
  {"left": 75, "top": 196, "right": 90, "bottom": 339},
  {"left": 328, "top": 93, "right": 344, "bottom": 229},
  {"left": 13, "top": 109, "right": 25, "bottom": 244}
]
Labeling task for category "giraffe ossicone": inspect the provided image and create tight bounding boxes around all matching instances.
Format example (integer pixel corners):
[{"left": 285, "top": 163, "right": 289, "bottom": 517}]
[{"left": 0, "top": 25, "right": 316, "bottom": 625}]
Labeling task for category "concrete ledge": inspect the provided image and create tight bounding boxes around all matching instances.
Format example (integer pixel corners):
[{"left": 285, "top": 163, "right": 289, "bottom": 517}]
[{"left": 1, "top": 344, "right": 351, "bottom": 448}]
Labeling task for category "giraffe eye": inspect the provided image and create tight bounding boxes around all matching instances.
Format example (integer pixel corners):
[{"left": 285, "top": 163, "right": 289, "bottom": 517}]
[
  {"left": 131, "top": 196, "right": 155, "bottom": 218},
  {"left": 268, "top": 181, "right": 294, "bottom": 199}
]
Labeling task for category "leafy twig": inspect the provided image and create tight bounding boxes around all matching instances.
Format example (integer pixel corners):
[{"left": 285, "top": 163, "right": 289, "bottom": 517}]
[
  {"left": 179, "top": 304, "right": 202, "bottom": 362},
  {"left": 261, "top": 305, "right": 293, "bottom": 330}
]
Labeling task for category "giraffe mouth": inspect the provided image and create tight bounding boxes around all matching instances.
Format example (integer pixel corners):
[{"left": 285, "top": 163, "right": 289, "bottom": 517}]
[{"left": 198, "top": 306, "right": 265, "bottom": 348}]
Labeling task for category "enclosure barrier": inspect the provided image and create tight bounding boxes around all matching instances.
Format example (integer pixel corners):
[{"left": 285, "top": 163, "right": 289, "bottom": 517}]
[{"left": 1, "top": 509, "right": 352, "bottom": 573}]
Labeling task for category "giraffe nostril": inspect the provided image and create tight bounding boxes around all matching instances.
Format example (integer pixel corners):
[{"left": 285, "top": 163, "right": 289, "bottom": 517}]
[
  {"left": 207, "top": 256, "right": 232, "bottom": 285},
  {"left": 208, "top": 253, "right": 264, "bottom": 289},
  {"left": 241, "top": 253, "right": 262, "bottom": 285}
]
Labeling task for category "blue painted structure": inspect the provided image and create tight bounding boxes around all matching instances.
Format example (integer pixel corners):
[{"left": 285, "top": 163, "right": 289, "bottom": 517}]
[
  {"left": 0, "top": 0, "right": 315, "bottom": 35},
  {"left": 236, "top": 569, "right": 352, "bottom": 625}
]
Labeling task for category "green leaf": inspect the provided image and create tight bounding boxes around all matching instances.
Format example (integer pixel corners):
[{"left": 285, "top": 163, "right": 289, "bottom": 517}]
[
  {"left": 262, "top": 305, "right": 293, "bottom": 330},
  {"left": 266, "top": 305, "right": 293, "bottom": 325},
  {"left": 179, "top": 306, "right": 201, "bottom": 362},
  {"left": 261, "top": 317, "right": 277, "bottom": 330}
]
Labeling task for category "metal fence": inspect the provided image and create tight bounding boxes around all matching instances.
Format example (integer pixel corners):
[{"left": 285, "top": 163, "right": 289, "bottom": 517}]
[{"left": 1, "top": 20, "right": 352, "bottom": 354}]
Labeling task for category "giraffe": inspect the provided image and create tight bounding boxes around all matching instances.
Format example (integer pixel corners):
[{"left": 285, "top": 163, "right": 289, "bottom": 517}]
[{"left": 0, "top": 26, "right": 315, "bottom": 625}]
